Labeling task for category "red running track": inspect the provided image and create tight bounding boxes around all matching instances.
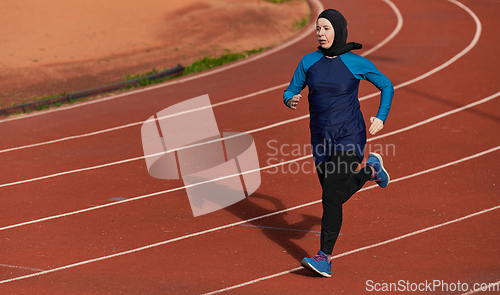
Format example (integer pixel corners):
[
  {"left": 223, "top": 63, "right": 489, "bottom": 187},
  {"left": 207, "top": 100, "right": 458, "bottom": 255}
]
[{"left": 0, "top": 0, "right": 499, "bottom": 294}]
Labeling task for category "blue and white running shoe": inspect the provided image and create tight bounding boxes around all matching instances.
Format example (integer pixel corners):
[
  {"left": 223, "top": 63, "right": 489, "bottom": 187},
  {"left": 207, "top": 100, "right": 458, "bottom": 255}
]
[
  {"left": 301, "top": 250, "right": 331, "bottom": 277},
  {"left": 366, "top": 153, "right": 390, "bottom": 188}
]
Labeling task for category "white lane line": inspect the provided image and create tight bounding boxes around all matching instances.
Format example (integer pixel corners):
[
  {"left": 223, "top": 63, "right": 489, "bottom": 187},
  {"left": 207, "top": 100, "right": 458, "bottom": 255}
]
[
  {"left": 0, "top": 84, "right": 288, "bottom": 155},
  {"left": 359, "top": 0, "right": 482, "bottom": 100},
  {"left": 1, "top": 146, "right": 498, "bottom": 284},
  {"left": 460, "top": 281, "right": 500, "bottom": 295},
  {"left": 0, "top": 154, "right": 305, "bottom": 232},
  {"left": 369, "top": 91, "right": 500, "bottom": 142},
  {"left": 0, "top": 264, "right": 44, "bottom": 272},
  {"left": 395, "top": 0, "right": 482, "bottom": 89},
  {"left": 0, "top": 0, "right": 479, "bottom": 189},
  {"left": 203, "top": 203, "right": 500, "bottom": 295},
  {"left": 0, "top": 0, "right": 487, "bottom": 237},
  {"left": 361, "top": 0, "right": 403, "bottom": 57},
  {"left": 0, "top": 88, "right": 497, "bottom": 230},
  {"left": 0, "top": 0, "right": 489, "bottom": 287},
  {"left": 0, "top": 0, "right": 402, "bottom": 153},
  {"left": 1, "top": 86, "right": 497, "bottom": 190},
  {"left": 0, "top": 0, "right": 324, "bottom": 125}
]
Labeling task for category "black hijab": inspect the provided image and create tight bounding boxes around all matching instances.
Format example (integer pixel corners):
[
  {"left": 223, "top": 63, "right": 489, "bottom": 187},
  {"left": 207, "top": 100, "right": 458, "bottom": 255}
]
[{"left": 317, "top": 9, "right": 362, "bottom": 57}]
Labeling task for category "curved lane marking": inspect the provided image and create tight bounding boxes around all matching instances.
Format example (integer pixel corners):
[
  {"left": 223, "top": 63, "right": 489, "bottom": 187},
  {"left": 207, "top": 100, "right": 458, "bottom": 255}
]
[
  {"left": 361, "top": 0, "right": 404, "bottom": 57},
  {"left": 1, "top": 89, "right": 498, "bottom": 231},
  {"left": 0, "top": 0, "right": 494, "bottom": 284},
  {"left": 1, "top": 146, "right": 498, "bottom": 284},
  {"left": 1, "top": 0, "right": 482, "bottom": 189},
  {"left": 0, "top": 0, "right": 402, "bottom": 153},
  {"left": 0, "top": 86, "right": 497, "bottom": 190},
  {"left": 0, "top": 0, "right": 483, "bottom": 192},
  {"left": 0, "top": 0, "right": 325, "bottom": 124},
  {"left": 202, "top": 201, "right": 500, "bottom": 294}
]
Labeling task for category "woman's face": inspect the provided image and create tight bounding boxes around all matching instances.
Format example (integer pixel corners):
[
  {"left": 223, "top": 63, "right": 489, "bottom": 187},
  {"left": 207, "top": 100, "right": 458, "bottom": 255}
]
[{"left": 316, "top": 18, "right": 335, "bottom": 49}]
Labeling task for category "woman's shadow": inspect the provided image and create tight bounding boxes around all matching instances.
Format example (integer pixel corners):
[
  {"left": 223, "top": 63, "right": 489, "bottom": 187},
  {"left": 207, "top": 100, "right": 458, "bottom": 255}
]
[
  {"left": 186, "top": 175, "right": 323, "bottom": 276},
  {"left": 222, "top": 191, "right": 320, "bottom": 263}
]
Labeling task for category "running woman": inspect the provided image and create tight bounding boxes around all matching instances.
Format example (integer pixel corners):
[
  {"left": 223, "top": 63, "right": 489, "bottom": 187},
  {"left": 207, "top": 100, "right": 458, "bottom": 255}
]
[{"left": 283, "top": 9, "right": 394, "bottom": 277}]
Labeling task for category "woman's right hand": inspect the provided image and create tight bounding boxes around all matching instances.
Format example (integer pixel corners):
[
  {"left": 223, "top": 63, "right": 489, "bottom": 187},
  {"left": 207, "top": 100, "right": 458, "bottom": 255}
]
[{"left": 287, "top": 94, "right": 301, "bottom": 110}]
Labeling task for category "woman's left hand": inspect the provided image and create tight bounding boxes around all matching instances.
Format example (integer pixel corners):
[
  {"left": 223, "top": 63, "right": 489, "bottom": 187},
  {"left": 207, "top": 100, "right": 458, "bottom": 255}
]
[{"left": 369, "top": 117, "right": 384, "bottom": 135}]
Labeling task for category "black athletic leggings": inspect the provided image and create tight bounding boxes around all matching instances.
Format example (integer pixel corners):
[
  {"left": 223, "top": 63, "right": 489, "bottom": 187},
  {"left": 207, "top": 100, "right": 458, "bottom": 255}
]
[{"left": 316, "top": 150, "right": 372, "bottom": 255}]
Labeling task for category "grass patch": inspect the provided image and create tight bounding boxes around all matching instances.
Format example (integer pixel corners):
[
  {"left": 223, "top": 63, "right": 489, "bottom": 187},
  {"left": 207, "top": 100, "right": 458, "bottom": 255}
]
[
  {"left": 11, "top": 92, "right": 67, "bottom": 107},
  {"left": 181, "top": 48, "right": 265, "bottom": 76},
  {"left": 3, "top": 47, "right": 266, "bottom": 116},
  {"left": 293, "top": 17, "right": 309, "bottom": 30},
  {"left": 122, "top": 68, "right": 170, "bottom": 90},
  {"left": 36, "top": 92, "right": 67, "bottom": 101},
  {"left": 120, "top": 47, "right": 266, "bottom": 90},
  {"left": 7, "top": 91, "right": 90, "bottom": 114}
]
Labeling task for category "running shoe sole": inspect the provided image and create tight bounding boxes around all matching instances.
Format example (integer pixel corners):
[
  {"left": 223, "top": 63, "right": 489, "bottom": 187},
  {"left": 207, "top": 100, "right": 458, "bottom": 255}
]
[
  {"left": 370, "top": 152, "right": 390, "bottom": 188},
  {"left": 301, "top": 258, "right": 332, "bottom": 277}
]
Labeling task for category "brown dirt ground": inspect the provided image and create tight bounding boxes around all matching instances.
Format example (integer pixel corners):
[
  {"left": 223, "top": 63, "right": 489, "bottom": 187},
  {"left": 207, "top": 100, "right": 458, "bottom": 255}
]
[{"left": 0, "top": 0, "right": 310, "bottom": 109}]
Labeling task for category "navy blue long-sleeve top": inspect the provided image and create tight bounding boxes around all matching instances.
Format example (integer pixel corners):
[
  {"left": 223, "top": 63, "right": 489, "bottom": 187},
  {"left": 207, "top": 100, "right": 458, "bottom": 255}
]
[{"left": 284, "top": 50, "right": 394, "bottom": 164}]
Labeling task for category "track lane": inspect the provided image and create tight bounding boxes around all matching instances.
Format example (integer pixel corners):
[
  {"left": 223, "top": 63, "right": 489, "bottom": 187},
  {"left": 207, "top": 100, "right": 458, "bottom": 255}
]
[
  {"left": 0, "top": 89, "right": 497, "bottom": 231},
  {"left": 0, "top": 0, "right": 480, "bottom": 189},
  {"left": 1, "top": 146, "right": 498, "bottom": 293},
  {"left": 214, "top": 207, "right": 499, "bottom": 294},
  {"left": 1, "top": 94, "right": 498, "bottom": 287},
  {"left": 1, "top": 0, "right": 498, "bottom": 294}
]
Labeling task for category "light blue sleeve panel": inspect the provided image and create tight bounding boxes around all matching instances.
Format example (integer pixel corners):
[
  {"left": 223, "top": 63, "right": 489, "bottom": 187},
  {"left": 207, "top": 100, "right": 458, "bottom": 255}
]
[
  {"left": 340, "top": 52, "right": 394, "bottom": 123},
  {"left": 283, "top": 50, "right": 323, "bottom": 107}
]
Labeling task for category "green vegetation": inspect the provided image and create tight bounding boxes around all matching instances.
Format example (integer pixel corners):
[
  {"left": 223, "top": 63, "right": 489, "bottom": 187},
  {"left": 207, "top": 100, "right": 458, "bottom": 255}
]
[
  {"left": 181, "top": 48, "right": 265, "bottom": 76},
  {"left": 123, "top": 68, "right": 167, "bottom": 90},
  {"left": 11, "top": 92, "right": 66, "bottom": 107},
  {"left": 121, "top": 47, "right": 266, "bottom": 89},
  {"left": 293, "top": 16, "right": 309, "bottom": 30},
  {"left": 6, "top": 91, "right": 89, "bottom": 114},
  {"left": 4, "top": 47, "right": 267, "bottom": 116},
  {"left": 124, "top": 69, "right": 159, "bottom": 81}
]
